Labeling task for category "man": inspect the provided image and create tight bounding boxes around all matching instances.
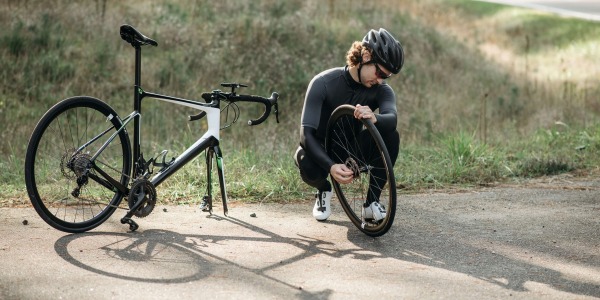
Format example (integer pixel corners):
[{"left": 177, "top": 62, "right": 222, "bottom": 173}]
[{"left": 294, "top": 28, "right": 404, "bottom": 221}]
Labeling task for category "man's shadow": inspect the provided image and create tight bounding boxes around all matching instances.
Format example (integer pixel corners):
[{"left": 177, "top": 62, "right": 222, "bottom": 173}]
[{"left": 329, "top": 200, "right": 600, "bottom": 298}]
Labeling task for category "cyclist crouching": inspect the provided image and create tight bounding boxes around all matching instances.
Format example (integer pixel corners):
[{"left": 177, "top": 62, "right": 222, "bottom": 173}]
[{"left": 294, "top": 28, "right": 403, "bottom": 221}]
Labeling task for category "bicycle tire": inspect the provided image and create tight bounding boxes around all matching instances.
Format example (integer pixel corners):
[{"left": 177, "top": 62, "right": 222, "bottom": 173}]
[
  {"left": 325, "top": 104, "right": 397, "bottom": 237},
  {"left": 25, "top": 96, "right": 132, "bottom": 233}
]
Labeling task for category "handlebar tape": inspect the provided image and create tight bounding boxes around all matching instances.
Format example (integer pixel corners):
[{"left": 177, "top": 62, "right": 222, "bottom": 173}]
[{"left": 237, "top": 93, "right": 278, "bottom": 126}]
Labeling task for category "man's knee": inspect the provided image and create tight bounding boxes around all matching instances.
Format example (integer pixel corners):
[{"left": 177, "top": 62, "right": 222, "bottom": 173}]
[{"left": 294, "top": 146, "right": 329, "bottom": 188}]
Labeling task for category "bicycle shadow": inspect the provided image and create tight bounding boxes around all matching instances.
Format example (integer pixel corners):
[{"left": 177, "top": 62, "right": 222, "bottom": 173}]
[{"left": 53, "top": 214, "right": 371, "bottom": 298}]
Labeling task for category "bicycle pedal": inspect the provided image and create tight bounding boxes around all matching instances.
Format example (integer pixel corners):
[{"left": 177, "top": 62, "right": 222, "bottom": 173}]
[
  {"left": 199, "top": 196, "right": 212, "bottom": 213},
  {"left": 120, "top": 217, "right": 139, "bottom": 232}
]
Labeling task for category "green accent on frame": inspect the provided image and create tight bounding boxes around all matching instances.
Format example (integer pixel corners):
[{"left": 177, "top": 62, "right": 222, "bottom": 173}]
[{"left": 216, "top": 156, "right": 223, "bottom": 169}]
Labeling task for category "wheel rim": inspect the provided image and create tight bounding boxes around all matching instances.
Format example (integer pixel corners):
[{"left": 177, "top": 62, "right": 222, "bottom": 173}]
[
  {"left": 326, "top": 105, "right": 396, "bottom": 236},
  {"left": 27, "top": 99, "right": 130, "bottom": 231}
]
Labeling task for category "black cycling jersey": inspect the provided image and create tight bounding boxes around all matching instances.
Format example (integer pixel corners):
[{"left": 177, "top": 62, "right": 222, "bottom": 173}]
[{"left": 299, "top": 66, "right": 397, "bottom": 171}]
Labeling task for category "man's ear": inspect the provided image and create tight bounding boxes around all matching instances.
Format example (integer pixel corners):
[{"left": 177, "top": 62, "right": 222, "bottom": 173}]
[{"left": 361, "top": 50, "right": 372, "bottom": 64}]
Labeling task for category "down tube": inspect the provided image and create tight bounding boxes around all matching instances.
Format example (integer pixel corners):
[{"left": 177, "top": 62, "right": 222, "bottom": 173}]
[{"left": 149, "top": 136, "right": 219, "bottom": 186}]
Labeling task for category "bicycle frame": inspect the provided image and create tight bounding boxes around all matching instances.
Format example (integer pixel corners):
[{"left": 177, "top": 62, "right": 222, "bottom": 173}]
[
  {"left": 136, "top": 90, "right": 223, "bottom": 187},
  {"left": 89, "top": 43, "right": 230, "bottom": 218}
]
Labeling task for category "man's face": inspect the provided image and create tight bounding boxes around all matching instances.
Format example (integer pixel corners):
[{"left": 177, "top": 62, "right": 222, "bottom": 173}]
[{"left": 362, "top": 62, "right": 392, "bottom": 88}]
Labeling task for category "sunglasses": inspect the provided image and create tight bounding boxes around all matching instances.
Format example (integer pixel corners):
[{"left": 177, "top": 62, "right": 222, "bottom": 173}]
[{"left": 374, "top": 63, "right": 392, "bottom": 79}]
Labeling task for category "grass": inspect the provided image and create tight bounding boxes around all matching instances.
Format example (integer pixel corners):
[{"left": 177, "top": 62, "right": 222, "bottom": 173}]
[
  {"left": 396, "top": 124, "right": 597, "bottom": 191},
  {"left": 2, "top": 0, "right": 600, "bottom": 206}
]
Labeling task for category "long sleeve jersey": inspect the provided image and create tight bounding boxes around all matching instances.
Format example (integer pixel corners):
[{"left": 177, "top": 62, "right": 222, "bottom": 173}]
[{"left": 299, "top": 66, "right": 397, "bottom": 171}]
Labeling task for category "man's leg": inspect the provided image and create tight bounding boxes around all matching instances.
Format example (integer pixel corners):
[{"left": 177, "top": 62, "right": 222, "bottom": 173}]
[
  {"left": 294, "top": 146, "right": 333, "bottom": 220},
  {"left": 358, "top": 129, "right": 400, "bottom": 205}
]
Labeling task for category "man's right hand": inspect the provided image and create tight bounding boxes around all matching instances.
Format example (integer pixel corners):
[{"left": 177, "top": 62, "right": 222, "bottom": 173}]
[{"left": 330, "top": 164, "right": 354, "bottom": 184}]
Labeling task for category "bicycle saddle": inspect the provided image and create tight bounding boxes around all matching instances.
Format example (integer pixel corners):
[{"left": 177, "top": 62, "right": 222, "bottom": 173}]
[{"left": 120, "top": 24, "right": 158, "bottom": 47}]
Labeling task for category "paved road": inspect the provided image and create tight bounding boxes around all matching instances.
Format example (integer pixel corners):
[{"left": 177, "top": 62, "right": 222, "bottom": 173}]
[
  {"left": 478, "top": 0, "right": 600, "bottom": 21},
  {"left": 1, "top": 183, "right": 599, "bottom": 299}
]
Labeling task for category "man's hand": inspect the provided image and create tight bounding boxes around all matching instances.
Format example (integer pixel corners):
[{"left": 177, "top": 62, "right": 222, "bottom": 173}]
[
  {"left": 354, "top": 104, "right": 377, "bottom": 123},
  {"left": 330, "top": 163, "right": 354, "bottom": 184}
]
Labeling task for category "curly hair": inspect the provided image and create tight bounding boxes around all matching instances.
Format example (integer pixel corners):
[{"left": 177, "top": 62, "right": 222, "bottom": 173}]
[{"left": 345, "top": 41, "right": 372, "bottom": 67}]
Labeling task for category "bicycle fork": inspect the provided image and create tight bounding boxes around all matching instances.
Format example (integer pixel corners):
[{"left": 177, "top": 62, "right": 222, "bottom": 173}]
[{"left": 199, "top": 145, "right": 229, "bottom": 215}]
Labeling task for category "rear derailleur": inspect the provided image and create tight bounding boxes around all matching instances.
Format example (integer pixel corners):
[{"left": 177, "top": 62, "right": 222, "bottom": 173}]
[{"left": 62, "top": 149, "right": 93, "bottom": 198}]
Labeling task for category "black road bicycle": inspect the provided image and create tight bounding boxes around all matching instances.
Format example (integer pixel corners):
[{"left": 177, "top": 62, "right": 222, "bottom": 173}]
[
  {"left": 24, "top": 25, "right": 396, "bottom": 237},
  {"left": 24, "top": 25, "right": 279, "bottom": 233}
]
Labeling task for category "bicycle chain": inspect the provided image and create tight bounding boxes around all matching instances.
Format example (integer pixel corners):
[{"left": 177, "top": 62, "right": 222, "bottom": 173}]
[
  {"left": 88, "top": 159, "right": 135, "bottom": 211},
  {"left": 95, "top": 159, "right": 133, "bottom": 181}
]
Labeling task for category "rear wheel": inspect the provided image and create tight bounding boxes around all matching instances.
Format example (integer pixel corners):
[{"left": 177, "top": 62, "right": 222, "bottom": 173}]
[
  {"left": 325, "top": 105, "right": 397, "bottom": 237},
  {"left": 24, "top": 96, "right": 132, "bottom": 233}
]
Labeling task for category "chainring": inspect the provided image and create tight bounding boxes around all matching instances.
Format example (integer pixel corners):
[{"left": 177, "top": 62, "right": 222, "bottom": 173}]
[{"left": 128, "top": 179, "right": 157, "bottom": 218}]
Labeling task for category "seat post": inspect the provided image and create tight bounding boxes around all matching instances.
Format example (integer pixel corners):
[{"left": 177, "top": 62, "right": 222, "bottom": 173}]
[
  {"left": 134, "top": 45, "right": 142, "bottom": 88},
  {"left": 134, "top": 45, "right": 142, "bottom": 111},
  {"left": 133, "top": 45, "right": 142, "bottom": 177}
]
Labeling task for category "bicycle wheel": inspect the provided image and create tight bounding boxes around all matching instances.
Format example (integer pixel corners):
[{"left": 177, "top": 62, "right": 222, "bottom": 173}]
[
  {"left": 25, "top": 96, "right": 132, "bottom": 233},
  {"left": 325, "top": 104, "right": 397, "bottom": 237}
]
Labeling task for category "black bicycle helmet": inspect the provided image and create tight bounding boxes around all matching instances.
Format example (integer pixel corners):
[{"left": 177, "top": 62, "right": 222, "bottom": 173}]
[{"left": 362, "top": 28, "right": 404, "bottom": 74}]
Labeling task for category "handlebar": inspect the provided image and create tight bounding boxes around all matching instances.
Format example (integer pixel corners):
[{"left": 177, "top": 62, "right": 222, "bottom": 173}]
[
  {"left": 234, "top": 92, "right": 280, "bottom": 125},
  {"left": 189, "top": 86, "right": 279, "bottom": 126}
]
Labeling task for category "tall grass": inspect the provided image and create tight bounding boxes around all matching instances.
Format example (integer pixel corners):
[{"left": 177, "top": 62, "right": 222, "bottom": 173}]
[{"left": 2, "top": 0, "right": 600, "bottom": 204}]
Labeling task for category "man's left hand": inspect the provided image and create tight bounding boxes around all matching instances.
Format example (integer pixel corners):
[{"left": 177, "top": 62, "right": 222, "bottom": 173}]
[{"left": 354, "top": 104, "right": 377, "bottom": 123}]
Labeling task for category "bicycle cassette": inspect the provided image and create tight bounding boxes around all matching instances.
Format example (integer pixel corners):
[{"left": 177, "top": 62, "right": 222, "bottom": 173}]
[
  {"left": 345, "top": 157, "right": 361, "bottom": 179},
  {"left": 128, "top": 179, "right": 157, "bottom": 218}
]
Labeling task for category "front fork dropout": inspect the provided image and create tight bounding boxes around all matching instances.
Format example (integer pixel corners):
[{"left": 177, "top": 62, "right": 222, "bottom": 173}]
[{"left": 200, "top": 145, "right": 229, "bottom": 215}]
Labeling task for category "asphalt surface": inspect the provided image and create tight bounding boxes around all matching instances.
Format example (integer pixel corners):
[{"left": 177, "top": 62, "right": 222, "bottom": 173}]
[{"left": 1, "top": 181, "right": 599, "bottom": 299}]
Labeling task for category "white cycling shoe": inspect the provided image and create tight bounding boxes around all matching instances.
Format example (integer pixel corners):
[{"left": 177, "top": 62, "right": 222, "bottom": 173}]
[
  {"left": 362, "top": 201, "right": 386, "bottom": 222},
  {"left": 313, "top": 190, "right": 333, "bottom": 221}
]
